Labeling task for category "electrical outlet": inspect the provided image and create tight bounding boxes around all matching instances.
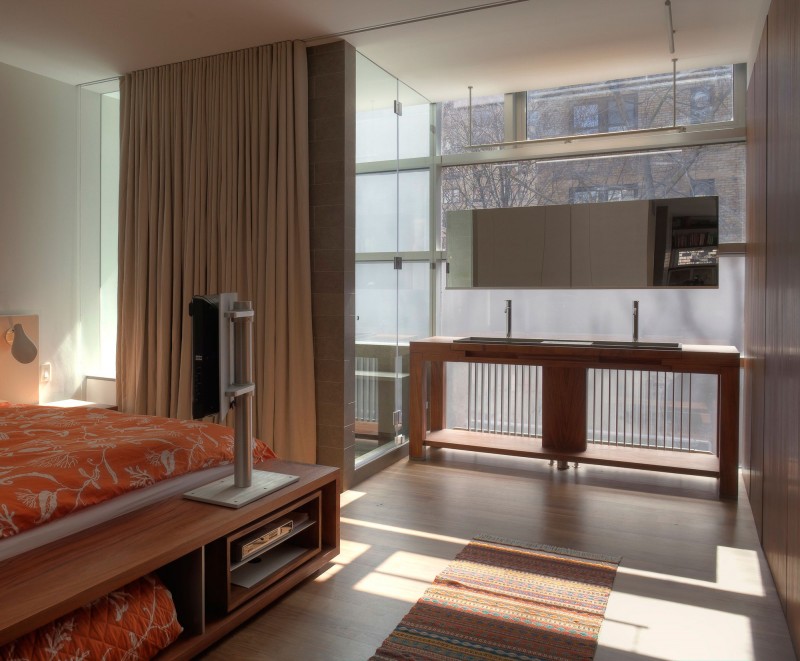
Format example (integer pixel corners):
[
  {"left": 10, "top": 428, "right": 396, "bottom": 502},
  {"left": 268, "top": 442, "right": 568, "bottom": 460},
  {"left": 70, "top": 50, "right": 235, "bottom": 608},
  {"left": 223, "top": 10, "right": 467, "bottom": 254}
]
[{"left": 40, "top": 362, "right": 51, "bottom": 384}]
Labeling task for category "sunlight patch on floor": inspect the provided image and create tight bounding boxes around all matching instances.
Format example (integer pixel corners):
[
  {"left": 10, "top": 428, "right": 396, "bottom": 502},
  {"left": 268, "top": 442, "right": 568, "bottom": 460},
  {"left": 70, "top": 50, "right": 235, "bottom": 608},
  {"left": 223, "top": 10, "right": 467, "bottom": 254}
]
[
  {"left": 371, "top": 550, "right": 449, "bottom": 583},
  {"left": 596, "top": 545, "right": 774, "bottom": 660},
  {"left": 312, "top": 539, "right": 373, "bottom": 583},
  {"left": 352, "top": 570, "right": 431, "bottom": 603},
  {"left": 716, "top": 546, "right": 766, "bottom": 596},
  {"left": 340, "top": 490, "right": 367, "bottom": 508},
  {"left": 599, "top": 591, "right": 754, "bottom": 660},
  {"left": 335, "top": 539, "right": 372, "bottom": 564},
  {"left": 313, "top": 562, "right": 344, "bottom": 582},
  {"left": 341, "top": 516, "right": 469, "bottom": 545},
  {"left": 617, "top": 545, "right": 766, "bottom": 597}
]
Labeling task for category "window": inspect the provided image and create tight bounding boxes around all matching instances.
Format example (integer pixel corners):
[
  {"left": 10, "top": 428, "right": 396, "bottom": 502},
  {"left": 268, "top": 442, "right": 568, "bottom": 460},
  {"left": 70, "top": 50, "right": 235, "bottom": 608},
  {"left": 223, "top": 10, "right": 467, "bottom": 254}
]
[
  {"left": 524, "top": 66, "right": 735, "bottom": 142},
  {"left": 79, "top": 83, "right": 120, "bottom": 378},
  {"left": 440, "top": 94, "right": 504, "bottom": 154},
  {"left": 571, "top": 94, "right": 637, "bottom": 134}
]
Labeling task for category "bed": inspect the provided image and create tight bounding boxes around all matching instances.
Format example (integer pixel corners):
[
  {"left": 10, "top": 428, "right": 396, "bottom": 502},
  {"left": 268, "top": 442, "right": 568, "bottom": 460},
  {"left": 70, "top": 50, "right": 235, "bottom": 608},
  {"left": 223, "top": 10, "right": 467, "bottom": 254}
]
[{"left": 0, "top": 402, "right": 276, "bottom": 659}]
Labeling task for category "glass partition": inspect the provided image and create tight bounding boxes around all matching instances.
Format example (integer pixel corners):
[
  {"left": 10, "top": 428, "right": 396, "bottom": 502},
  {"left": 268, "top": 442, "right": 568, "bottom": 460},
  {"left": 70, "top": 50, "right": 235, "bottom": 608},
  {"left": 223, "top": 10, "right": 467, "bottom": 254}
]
[{"left": 355, "top": 54, "right": 432, "bottom": 467}]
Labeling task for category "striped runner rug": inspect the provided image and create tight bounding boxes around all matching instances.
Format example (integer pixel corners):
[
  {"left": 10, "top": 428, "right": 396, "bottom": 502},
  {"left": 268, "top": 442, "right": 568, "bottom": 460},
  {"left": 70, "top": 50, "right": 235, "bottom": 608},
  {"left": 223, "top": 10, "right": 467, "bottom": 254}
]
[{"left": 369, "top": 535, "right": 621, "bottom": 661}]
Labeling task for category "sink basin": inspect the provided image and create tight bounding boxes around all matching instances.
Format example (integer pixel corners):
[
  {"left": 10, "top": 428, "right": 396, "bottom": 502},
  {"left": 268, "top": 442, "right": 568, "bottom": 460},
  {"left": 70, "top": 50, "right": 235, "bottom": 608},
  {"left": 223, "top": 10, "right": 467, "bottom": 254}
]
[
  {"left": 588, "top": 340, "right": 681, "bottom": 350},
  {"left": 454, "top": 337, "right": 681, "bottom": 350},
  {"left": 455, "top": 336, "right": 542, "bottom": 346}
]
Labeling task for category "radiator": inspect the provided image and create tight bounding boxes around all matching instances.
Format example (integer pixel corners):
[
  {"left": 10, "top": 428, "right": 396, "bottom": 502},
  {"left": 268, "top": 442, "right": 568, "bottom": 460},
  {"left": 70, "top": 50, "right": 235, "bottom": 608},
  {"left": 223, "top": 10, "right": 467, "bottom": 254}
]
[{"left": 459, "top": 364, "right": 716, "bottom": 453}]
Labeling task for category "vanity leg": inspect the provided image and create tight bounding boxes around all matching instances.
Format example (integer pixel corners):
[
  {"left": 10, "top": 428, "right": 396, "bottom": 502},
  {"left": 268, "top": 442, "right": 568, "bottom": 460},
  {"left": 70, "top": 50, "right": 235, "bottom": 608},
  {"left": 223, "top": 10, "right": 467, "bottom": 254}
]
[
  {"left": 542, "top": 366, "right": 588, "bottom": 453},
  {"left": 718, "top": 366, "right": 740, "bottom": 500},
  {"left": 409, "top": 352, "right": 427, "bottom": 459},
  {"left": 429, "top": 361, "right": 446, "bottom": 432}
]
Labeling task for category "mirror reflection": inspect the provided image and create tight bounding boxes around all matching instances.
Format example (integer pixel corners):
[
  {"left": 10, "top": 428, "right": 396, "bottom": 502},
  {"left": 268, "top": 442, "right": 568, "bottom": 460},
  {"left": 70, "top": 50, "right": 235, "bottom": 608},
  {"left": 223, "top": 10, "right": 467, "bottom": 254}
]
[{"left": 445, "top": 196, "right": 718, "bottom": 289}]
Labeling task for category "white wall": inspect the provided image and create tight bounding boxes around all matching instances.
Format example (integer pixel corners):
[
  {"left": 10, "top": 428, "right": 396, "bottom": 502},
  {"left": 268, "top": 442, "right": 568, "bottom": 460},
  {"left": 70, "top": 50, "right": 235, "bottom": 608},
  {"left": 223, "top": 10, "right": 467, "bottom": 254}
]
[{"left": 0, "top": 62, "right": 79, "bottom": 401}]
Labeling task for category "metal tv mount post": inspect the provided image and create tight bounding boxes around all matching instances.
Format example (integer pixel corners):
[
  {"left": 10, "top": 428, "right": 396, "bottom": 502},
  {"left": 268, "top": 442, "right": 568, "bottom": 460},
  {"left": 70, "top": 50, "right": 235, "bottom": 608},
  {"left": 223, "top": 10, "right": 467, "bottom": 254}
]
[{"left": 185, "top": 293, "right": 297, "bottom": 508}]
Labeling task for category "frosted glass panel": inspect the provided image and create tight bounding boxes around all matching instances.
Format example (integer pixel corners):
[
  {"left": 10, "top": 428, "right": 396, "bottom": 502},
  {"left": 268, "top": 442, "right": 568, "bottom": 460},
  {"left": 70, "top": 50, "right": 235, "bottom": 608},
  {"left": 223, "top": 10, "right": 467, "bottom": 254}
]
[
  {"left": 356, "top": 261, "right": 429, "bottom": 343},
  {"left": 398, "top": 261, "right": 430, "bottom": 341},
  {"left": 357, "top": 170, "right": 430, "bottom": 253},
  {"left": 356, "top": 262, "right": 397, "bottom": 342},
  {"left": 439, "top": 255, "right": 744, "bottom": 349},
  {"left": 357, "top": 172, "right": 396, "bottom": 253},
  {"left": 398, "top": 170, "right": 429, "bottom": 252}
]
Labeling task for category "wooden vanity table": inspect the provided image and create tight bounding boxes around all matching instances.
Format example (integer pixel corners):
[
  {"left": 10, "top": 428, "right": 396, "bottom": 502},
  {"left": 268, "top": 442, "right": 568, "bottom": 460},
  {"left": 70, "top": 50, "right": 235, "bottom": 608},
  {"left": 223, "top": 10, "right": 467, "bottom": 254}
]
[{"left": 409, "top": 337, "right": 740, "bottom": 499}]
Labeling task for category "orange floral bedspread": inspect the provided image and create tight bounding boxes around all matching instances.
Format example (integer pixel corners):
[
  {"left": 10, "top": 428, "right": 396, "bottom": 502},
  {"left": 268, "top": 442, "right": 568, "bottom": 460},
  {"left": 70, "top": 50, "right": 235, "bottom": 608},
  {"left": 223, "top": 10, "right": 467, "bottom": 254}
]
[{"left": 0, "top": 403, "right": 275, "bottom": 539}]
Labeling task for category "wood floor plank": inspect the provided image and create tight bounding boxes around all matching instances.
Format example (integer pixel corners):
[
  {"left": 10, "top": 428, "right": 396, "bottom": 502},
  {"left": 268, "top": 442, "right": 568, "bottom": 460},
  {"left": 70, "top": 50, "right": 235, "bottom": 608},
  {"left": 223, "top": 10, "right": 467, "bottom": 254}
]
[{"left": 199, "top": 451, "right": 796, "bottom": 661}]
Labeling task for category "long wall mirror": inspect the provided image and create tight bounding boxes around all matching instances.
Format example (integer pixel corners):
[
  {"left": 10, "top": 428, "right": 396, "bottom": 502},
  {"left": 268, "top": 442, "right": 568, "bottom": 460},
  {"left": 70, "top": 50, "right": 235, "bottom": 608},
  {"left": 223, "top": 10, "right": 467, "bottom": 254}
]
[{"left": 446, "top": 196, "right": 718, "bottom": 289}]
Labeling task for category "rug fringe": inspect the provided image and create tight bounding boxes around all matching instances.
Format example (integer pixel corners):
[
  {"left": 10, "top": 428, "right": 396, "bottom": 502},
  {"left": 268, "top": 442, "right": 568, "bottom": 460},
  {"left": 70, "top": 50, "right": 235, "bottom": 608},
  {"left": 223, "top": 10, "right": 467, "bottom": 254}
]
[{"left": 474, "top": 534, "right": 622, "bottom": 564}]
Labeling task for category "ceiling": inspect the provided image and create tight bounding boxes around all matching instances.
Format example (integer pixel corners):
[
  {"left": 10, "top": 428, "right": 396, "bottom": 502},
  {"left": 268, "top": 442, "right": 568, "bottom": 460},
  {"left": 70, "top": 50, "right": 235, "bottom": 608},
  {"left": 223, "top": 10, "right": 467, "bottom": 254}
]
[{"left": 0, "top": 0, "right": 770, "bottom": 101}]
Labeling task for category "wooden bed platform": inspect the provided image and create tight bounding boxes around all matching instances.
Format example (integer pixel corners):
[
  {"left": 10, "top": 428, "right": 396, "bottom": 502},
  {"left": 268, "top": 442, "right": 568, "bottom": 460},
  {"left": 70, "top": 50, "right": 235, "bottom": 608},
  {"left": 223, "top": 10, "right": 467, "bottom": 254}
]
[{"left": 0, "top": 459, "right": 340, "bottom": 659}]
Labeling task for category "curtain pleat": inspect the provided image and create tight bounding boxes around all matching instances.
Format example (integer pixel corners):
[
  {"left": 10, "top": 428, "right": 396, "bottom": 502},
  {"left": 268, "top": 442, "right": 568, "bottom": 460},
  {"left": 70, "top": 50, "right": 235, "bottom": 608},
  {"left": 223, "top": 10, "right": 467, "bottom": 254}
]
[{"left": 117, "top": 41, "right": 316, "bottom": 462}]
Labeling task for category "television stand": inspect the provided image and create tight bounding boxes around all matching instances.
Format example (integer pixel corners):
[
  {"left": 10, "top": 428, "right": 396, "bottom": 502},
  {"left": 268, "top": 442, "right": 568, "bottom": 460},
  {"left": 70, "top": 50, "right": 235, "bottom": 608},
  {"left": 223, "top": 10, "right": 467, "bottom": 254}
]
[{"left": 0, "top": 460, "right": 340, "bottom": 659}]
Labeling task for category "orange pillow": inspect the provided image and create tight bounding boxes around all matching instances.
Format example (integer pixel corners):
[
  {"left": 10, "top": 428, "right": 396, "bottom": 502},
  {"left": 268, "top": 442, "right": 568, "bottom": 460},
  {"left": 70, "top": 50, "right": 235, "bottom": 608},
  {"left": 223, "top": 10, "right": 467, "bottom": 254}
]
[{"left": 0, "top": 573, "right": 182, "bottom": 660}]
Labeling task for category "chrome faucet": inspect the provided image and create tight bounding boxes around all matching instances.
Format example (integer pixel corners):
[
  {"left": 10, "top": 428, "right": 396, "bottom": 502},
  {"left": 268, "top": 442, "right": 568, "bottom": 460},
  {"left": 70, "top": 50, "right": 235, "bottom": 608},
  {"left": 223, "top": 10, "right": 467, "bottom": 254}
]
[
  {"left": 505, "top": 299, "right": 512, "bottom": 338},
  {"left": 632, "top": 300, "right": 639, "bottom": 342}
]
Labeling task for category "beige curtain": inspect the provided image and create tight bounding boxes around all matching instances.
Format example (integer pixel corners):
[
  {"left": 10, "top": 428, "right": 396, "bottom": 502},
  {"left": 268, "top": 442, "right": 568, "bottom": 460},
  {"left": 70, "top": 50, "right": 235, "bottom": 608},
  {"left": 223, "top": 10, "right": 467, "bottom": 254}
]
[{"left": 117, "top": 41, "right": 316, "bottom": 463}]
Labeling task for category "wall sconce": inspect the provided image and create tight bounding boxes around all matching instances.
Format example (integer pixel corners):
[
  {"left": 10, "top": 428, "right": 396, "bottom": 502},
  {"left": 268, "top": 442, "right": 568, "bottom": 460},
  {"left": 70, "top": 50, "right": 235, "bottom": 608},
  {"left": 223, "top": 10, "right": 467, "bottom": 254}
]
[{"left": 5, "top": 323, "right": 38, "bottom": 364}]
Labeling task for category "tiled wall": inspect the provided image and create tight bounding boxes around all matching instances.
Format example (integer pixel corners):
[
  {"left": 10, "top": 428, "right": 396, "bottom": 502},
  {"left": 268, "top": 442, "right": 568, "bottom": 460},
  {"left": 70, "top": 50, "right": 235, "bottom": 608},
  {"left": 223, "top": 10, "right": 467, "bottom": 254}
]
[{"left": 308, "top": 41, "right": 356, "bottom": 489}]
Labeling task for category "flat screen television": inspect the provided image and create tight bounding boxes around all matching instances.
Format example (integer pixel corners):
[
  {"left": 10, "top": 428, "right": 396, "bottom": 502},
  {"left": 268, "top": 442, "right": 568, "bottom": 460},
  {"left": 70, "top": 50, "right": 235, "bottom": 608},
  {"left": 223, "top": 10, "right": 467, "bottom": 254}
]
[{"left": 189, "top": 295, "right": 221, "bottom": 419}]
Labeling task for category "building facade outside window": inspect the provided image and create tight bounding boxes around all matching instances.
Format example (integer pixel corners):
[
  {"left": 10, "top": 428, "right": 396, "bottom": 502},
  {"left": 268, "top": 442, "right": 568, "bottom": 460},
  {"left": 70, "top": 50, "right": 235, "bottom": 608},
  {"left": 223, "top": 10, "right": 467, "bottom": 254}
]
[
  {"left": 571, "top": 94, "right": 637, "bottom": 134},
  {"left": 569, "top": 184, "right": 639, "bottom": 204}
]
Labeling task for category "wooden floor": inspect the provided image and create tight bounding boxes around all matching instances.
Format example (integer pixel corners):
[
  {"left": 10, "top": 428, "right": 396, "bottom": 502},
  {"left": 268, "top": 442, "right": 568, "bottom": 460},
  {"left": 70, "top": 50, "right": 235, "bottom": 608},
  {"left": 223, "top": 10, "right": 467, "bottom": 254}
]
[{"left": 199, "top": 449, "right": 797, "bottom": 661}]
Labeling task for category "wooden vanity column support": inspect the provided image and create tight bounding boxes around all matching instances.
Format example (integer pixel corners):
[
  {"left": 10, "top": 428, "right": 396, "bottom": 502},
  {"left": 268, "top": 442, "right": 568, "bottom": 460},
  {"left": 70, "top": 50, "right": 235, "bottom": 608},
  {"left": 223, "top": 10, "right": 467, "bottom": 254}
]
[
  {"left": 718, "top": 365, "right": 740, "bottom": 500},
  {"left": 541, "top": 366, "right": 587, "bottom": 452},
  {"left": 409, "top": 349, "right": 447, "bottom": 459},
  {"left": 409, "top": 337, "right": 741, "bottom": 500}
]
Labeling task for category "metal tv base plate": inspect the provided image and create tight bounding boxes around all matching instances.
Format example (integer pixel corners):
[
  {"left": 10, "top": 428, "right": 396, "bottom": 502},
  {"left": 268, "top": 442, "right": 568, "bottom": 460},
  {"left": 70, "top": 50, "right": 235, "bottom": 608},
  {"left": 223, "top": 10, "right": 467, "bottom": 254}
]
[{"left": 184, "top": 470, "right": 299, "bottom": 508}]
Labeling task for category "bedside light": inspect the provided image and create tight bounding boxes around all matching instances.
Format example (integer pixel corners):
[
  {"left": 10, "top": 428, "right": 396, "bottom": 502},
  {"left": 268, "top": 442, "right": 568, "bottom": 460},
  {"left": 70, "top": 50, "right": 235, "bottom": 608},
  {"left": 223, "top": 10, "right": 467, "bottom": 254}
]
[{"left": 5, "top": 323, "right": 38, "bottom": 364}]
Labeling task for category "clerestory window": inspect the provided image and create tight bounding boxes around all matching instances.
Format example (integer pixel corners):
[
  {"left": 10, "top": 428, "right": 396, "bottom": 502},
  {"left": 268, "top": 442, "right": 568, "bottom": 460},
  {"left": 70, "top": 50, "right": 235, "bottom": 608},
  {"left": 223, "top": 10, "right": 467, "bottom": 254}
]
[{"left": 571, "top": 94, "right": 638, "bottom": 134}]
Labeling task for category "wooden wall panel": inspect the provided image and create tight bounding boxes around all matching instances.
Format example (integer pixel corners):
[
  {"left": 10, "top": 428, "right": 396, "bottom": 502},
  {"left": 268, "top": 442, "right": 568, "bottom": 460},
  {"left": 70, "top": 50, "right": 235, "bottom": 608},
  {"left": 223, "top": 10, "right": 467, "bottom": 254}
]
[
  {"left": 768, "top": 0, "right": 800, "bottom": 644},
  {"left": 763, "top": 0, "right": 788, "bottom": 614},
  {"left": 744, "top": 21, "right": 767, "bottom": 536},
  {"left": 747, "top": 0, "right": 800, "bottom": 653}
]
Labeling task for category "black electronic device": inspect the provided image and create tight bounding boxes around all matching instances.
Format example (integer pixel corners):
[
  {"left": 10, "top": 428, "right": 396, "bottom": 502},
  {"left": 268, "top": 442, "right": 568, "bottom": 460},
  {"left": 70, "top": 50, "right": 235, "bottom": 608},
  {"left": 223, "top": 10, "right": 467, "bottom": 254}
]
[{"left": 189, "top": 295, "right": 221, "bottom": 419}]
